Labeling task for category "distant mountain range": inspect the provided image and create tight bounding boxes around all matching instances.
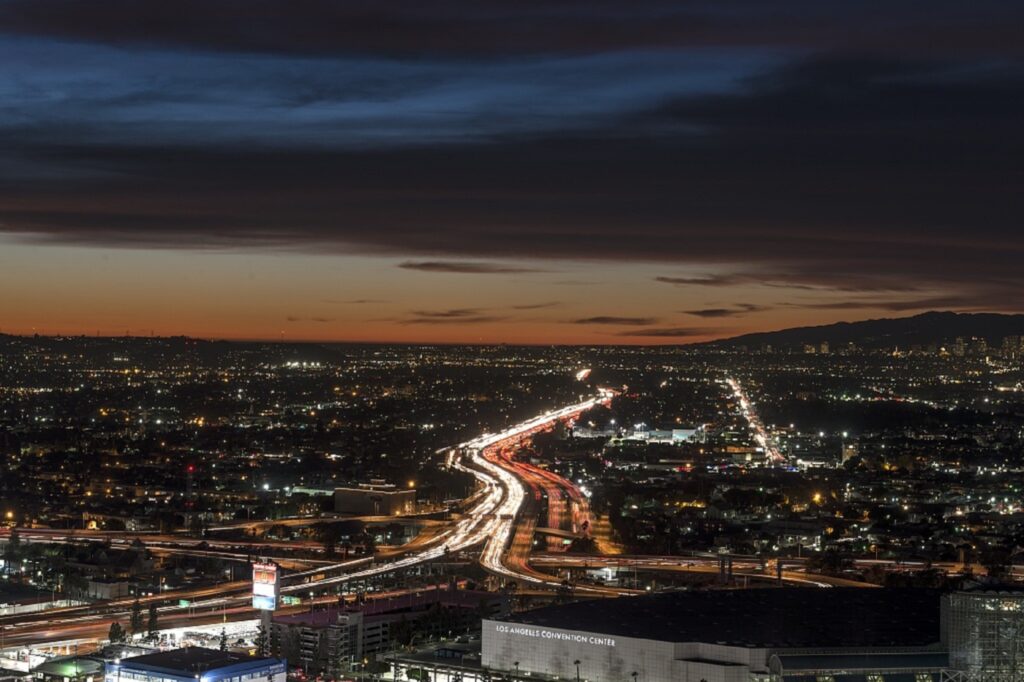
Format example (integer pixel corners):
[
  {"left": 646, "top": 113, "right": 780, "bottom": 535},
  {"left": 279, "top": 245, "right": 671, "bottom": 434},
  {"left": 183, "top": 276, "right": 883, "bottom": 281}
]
[
  {"left": 708, "top": 311, "right": 1024, "bottom": 350},
  {"left": 3, "top": 311, "right": 1024, "bottom": 350}
]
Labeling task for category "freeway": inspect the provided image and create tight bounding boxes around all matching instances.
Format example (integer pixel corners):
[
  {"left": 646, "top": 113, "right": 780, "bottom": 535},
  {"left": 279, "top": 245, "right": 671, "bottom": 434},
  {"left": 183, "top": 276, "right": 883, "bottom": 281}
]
[
  {"left": 528, "top": 554, "right": 878, "bottom": 588},
  {"left": 459, "top": 393, "right": 643, "bottom": 595},
  {"left": 0, "top": 583, "right": 468, "bottom": 650},
  {"left": 445, "top": 389, "right": 641, "bottom": 594},
  {"left": 0, "top": 389, "right": 659, "bottom": 650},
  {"left": 1, "top": 394, "right": 616, "bottom": 649},
  {"left": 279, "top": 392, "right": 616, "bottom": 595},
  {"left": 2, "top": 391, "right": 615, "bottom": 619}
]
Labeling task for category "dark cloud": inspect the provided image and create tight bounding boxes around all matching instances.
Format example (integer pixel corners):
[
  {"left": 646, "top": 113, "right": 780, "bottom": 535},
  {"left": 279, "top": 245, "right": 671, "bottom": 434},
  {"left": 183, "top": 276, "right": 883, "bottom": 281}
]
[
  {"left": 2, "top": 23, "right": 1024, "bottom": 316},
  {"left": 512, "top": 302, "right": 561, "bottom": 310},
  {"left": 615, "top": 327, "right": 714, "bottom": 338},
  {"left": 572, "top": 316, "right": 660, "bottom": 326},
  {"left": 657, "top": 273, "right": 922, "bottom": 293},
  {"left": 684, "top": 304, "right": 767, "bottom": 318},
  {"left": 684, "top": 308, "right": 734, "bottom": 318},
  {"left": 399, "top": 261, "right": 545, "bottom": 275},
  {"left": 409, "top": 308, "right": 485, "bottom": 318},
  {"left": 4, "top": 1, "right": 1023, "bottom": 58},
  {"left": 655, "top": 275, "right": 749, "bottom": 287},
  {"left": 286, "top": 315, "right": 334, "bottom": 323},
  {"left": 401, "top": 308, "right": 506, "bottom": 324}
]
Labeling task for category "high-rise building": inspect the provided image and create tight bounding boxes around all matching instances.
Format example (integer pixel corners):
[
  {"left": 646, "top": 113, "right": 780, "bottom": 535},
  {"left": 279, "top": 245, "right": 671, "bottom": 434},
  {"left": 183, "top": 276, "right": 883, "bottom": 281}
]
[
  {"left": 1002, "top": 336, "right": 1021, "bottom": 360},
  {"left": 953, "top": 337, "right": 967, "bottom": 357},
  {"left": 943, "top": 588, "right": 1024, "bottom": 682},
  {"left": 842, "top": 442, "right": 859, "bottom": 464}
]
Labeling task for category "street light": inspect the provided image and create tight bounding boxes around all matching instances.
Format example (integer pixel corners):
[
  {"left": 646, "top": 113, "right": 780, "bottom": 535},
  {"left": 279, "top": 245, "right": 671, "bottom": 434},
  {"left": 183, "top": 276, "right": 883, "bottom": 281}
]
[
  {"left": 513, "top": 662, "right": 519, "bottom": 680},
  {"left": 574, "top": 660, "right": 581, "bottom": 682}
]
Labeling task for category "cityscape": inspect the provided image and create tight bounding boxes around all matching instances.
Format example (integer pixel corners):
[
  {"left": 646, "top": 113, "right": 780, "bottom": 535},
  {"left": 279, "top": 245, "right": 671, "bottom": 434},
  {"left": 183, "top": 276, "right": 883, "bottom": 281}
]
[{"left": 2, "top": 3, "right": 1024, "bottom": 682}]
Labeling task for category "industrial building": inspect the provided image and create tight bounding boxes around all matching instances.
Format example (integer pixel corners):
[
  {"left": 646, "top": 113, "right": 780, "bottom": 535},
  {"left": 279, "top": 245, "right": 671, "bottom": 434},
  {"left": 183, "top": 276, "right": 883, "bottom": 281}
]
[
  {"left": 483, "top": 589, "right": 949, "bottom": 682},
  {"left": 475, "top": 586, "right": 1024, "bottom": 682},
  {"left": 334, "top": 481, "right": 416, "bottom": 516},
  {"left": 104, "top": 648, "right": 286, "bottom": 682}
]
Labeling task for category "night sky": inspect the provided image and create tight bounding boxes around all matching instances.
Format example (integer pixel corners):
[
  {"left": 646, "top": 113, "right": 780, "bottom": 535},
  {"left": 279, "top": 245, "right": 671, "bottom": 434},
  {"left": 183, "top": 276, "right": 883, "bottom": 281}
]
[{"left": 2, "top": 1, "right": 1023, "bottom": 343}]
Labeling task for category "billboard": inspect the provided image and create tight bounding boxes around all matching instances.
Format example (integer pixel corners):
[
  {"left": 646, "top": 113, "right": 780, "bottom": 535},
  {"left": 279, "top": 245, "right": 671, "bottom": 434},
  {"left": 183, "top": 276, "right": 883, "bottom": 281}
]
[{"left": 252, "top": 562, "right": 280, "bottom": 611}]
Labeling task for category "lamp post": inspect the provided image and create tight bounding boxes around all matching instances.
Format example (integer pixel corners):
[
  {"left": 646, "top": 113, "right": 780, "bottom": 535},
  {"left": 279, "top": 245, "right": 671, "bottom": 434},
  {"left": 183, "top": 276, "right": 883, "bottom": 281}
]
[
  {"left": 513, "top": 662, "right": 519, "bottom": 680},
  {"left": 574, "top": 660, "right": 581, "bottom": 682}
]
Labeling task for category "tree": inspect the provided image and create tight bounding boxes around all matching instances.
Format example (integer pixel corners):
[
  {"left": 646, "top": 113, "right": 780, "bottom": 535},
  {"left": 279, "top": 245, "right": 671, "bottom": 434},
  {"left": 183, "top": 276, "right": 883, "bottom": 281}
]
[
  {"left": 219, "top": 628, "right": 228, "bottom": 651},
  {"left": 130, "top": 598, "right": 144, "bottom": 637},
  {"left": 108, "top": 621, "right": 126, "bottom": 643},
  {"left": 566, "top": 537, "right": 598, "bottom": 554},
  {"left": 808, "top": 550, "right": 853, "bottom": 575},
  {"left": 555, "top": 579, "right": 574, "bottom": 604},
  {"left": 980, "top": 545, "right": 1011, "bottom": 579},
  {"left": 62, "top": 569, "right": 88, "bottom": 598},
  {"left": 255, "top": 623, "right": 269, "bottom": 657},
  {"left": 147, "top": 603, "right": 159, "bottom": 638},
  {"left": 3, "top": 530, "right": 19, "bottom": 576},
  {"left": 391, "top": 616, "right": 413, "bottom": 647},
  {"left": 189, "top": 514, "right": 207, "bottom": 536}
]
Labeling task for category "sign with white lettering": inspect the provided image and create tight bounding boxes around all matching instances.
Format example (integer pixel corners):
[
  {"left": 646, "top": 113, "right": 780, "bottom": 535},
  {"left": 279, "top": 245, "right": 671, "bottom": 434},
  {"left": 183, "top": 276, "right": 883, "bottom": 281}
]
[{"left": 495, "top": 624, "right": 616, "bottom": 647}]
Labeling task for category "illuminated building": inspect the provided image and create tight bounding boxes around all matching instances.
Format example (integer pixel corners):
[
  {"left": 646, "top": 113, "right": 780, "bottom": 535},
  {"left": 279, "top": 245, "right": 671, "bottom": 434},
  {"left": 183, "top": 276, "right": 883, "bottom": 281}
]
[
  {"left": 943, "top": 588, "right": 1024, "bottom": 682},
  {"left": 334, "top": 480, "right": 415, "bottom": 516},
  {"left": 482, "top": 589, "right": 946, "bottom": 682},
  {"left": 104, "top": 648, "right": 285, "bottom": 682},
  {"left": 269, "top": 589, "right": 508, "bottom": 673}
]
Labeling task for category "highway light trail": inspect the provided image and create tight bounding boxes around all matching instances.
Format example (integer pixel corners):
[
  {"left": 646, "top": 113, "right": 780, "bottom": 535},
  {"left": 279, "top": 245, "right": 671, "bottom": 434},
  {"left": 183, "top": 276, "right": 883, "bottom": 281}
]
[
  {"left": 285, "top": 390, "right": 614, "bottom": 592},
  {"left": 0, "top": 392, "right": 616, "bottom": 650},
  {"left": 727, "top": 378, "right": 785, "bottom": 464}
]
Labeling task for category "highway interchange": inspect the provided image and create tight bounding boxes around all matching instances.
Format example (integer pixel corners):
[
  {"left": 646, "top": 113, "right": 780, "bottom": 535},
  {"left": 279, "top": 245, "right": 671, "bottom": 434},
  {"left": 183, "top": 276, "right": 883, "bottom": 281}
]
[
  {"left": 2, "top": 383, "right": 916, "bottom": 651},
  {"left": 0, "top": 391, "right": 617, "bottom": 650}
]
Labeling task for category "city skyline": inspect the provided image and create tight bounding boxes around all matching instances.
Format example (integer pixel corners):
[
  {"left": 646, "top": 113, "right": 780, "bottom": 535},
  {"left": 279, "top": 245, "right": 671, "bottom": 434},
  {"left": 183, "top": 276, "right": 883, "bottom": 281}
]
[
  {"left": 4, "top": 2, "right": 1024, "bottom": 674},
  {"left": 2, "top": 1, "right": 1023, "bottom": 343}
]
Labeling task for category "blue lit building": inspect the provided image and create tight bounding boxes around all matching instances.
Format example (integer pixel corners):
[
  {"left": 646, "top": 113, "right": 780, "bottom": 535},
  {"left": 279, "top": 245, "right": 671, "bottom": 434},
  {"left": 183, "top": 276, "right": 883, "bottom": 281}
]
[{"left": 105, "top": 648, "right": 285, "bottom": 682}]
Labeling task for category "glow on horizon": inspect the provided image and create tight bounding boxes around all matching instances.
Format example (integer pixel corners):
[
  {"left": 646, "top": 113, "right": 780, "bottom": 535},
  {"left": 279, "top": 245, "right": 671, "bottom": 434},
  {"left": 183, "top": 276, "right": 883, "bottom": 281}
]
[{"left": 0, "top": 237, "right": 978, "bottom": 345}]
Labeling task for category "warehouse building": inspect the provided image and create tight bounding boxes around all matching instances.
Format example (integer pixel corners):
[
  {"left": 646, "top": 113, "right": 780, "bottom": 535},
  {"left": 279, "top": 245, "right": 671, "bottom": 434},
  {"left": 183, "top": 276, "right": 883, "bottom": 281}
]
[
  {"left": 334, "top": 481, "right": 415, "bottom": 516},
  {"left": 104, "top": 647, "right": 286, "bottom": 682},
  {"left": 482, "top": 589, "right": 947, "bottom": 682}
]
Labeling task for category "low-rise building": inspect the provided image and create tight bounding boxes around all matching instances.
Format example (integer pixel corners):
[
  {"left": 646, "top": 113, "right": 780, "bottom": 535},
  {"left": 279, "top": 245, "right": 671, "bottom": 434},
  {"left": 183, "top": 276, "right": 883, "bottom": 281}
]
[
  {"left": 104, "top": 648, "right": 285, "bottom": 682},
  {"left": 483, "top": 588, "right": 945, "bottom": 682},
  {"left": 334, "top": 481, "right": 415, "bottom": 516}
]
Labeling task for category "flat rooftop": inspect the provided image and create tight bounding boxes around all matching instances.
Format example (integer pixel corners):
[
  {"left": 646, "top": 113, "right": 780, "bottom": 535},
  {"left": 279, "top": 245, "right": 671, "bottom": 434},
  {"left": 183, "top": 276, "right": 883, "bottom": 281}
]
[
  {"left": 275, "top": 588, "right": 498, "bottom": 627},
  {"left": 499, "top": 588, "right": 941, "bottom": 648},
  {"left": 119, "top": 647, "right": 275, "bottom": 675}
]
